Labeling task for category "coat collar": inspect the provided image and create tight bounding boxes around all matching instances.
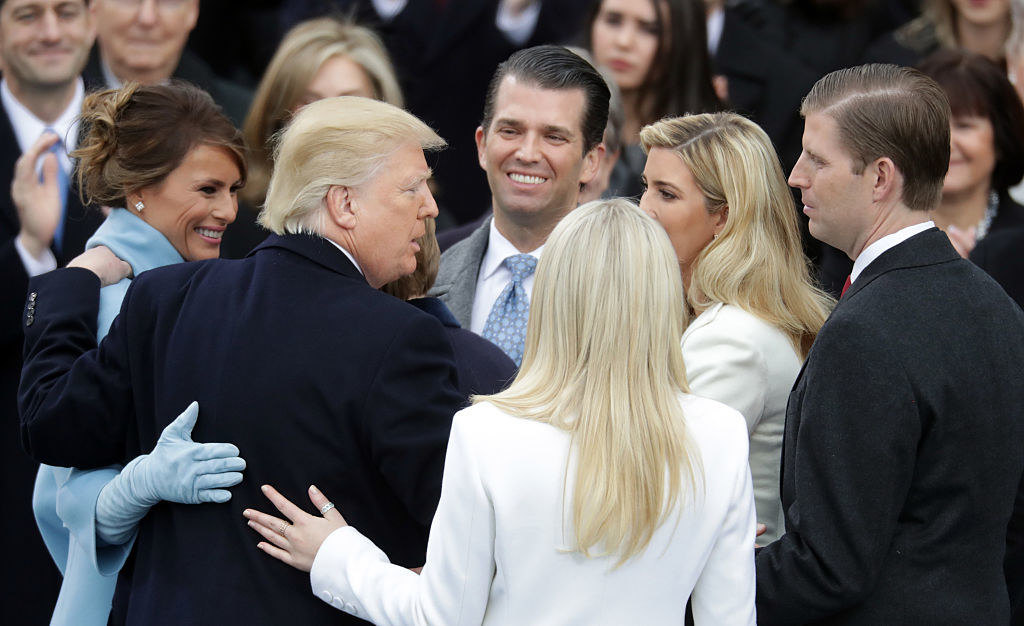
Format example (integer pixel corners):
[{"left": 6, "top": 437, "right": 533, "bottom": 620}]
[
  {"left": 250, "top": 233, "right": 367, "bottom": 285},
  {"left": 842, "top": 227, "right": 958, "bottom": 301}
]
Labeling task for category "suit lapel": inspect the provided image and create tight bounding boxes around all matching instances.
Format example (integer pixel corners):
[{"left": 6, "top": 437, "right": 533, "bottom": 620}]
[{"left": 431, "top": 216, "right": 490, "bottom": 328}]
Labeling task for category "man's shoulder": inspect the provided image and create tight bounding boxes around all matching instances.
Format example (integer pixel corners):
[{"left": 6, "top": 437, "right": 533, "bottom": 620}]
[{"left": 435, "top": 217, "right": 490, "bottom": 284}]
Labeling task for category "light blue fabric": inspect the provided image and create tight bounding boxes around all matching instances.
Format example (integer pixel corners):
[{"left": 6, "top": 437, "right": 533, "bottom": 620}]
[
  {"left": 481, "top": 253, "right": 537, "bottom": 366},
  {"left": 33, "top": 207, "right": 183, "bottom": 626}
]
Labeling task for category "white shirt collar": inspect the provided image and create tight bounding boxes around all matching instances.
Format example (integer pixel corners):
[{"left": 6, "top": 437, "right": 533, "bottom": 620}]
[
  {"left": 325, "top": 238, "right": 364, "bottom": 277},
  {"left": 850, "top": 220, "right": 935, "bottom": 284},
  {"left": 480, "top": 217, "right": 544, "bottom": 282},
  {"left": 1, "top": 78, "right": 84, "bottom": 170}
]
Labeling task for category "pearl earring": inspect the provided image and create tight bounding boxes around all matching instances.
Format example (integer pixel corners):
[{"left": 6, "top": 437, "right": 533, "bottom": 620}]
[{"left": 134, "top": 201, "right": 145, "bottom": 212}]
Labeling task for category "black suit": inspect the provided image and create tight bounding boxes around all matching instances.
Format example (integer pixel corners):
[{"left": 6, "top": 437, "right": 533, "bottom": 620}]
[
  {"left": 19, "top": 233, "right": 464, "bottom": 625},
  {"left": 756, "top": 228, "right": 1024, "bottom": 624},
  {"left": 0, "top": 100, "right": 104, "bottom": 625}
]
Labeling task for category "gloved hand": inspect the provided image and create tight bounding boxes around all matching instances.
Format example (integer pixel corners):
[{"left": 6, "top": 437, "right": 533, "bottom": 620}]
[{"left": 96, "top": 402, "right": 245, "bottom": 545}]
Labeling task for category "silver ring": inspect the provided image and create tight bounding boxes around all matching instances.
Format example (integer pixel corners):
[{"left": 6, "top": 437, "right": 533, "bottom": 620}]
[{"left": 319, "top": 501, "right": 336, "bottom": 515}]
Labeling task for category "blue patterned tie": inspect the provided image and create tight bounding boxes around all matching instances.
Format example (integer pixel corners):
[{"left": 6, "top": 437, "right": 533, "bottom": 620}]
[
  {"left": 43, "top": 129, "right": 70, "bottom": 251},
  {"left": 481, "top": 254, "right": 538, "bottom": 366}
]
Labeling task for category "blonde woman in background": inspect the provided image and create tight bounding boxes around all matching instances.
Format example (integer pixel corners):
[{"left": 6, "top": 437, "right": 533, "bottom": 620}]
[
  {"left": 222, "top": 17, "right": 403, "bottom": 258},
  {"left": 640, "top": 112, "right": 833, "bottom": 543},
  {"left": 246, "top": 199, "right": 756, "bottom": 625}
]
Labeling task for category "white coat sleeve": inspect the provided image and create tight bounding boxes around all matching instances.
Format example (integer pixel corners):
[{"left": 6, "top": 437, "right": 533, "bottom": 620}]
[{"left": 309, "top": 410, "right": 495, "bottom": 625}]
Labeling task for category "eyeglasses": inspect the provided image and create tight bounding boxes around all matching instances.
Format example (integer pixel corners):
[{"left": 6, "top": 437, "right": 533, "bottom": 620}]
[{"left": 106, "top": 0, "right": 193, "bottom": 10}]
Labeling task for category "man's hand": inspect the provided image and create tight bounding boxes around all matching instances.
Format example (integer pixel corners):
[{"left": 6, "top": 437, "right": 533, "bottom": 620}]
[
  {"left": 67, "top": 245, "right": 132, "bottom": 287},
  {"left": 14, "top": 132, "right": 63, "bottom": 259}
]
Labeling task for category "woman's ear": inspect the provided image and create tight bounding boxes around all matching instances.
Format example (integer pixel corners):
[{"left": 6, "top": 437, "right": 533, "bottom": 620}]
[{"left": 713, "top": 205, "right": 729, "bottom": 236}]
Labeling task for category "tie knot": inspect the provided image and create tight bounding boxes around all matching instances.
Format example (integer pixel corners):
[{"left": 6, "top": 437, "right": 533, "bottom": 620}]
[
  {"left": 43, "top": 128, "right": 64, "bottom": 153},
  {"left": 503, "top": 254, "right": 537, "bottom": 282}
]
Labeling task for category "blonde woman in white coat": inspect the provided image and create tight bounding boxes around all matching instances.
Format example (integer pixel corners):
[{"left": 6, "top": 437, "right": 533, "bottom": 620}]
[
  {"left": 243, "top": 199, "right": 757, "bottom": 625},
  {"left": 639, "top": 113, "right": 834, "bottom": 543}
]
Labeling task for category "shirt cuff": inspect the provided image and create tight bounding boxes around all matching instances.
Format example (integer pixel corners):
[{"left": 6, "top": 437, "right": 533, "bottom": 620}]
[
  {"left": 496, "top": 0, "right": 541, "bottom": 46},
  {"left": 15, "top": 235, "right": 57, "bottom": 277}
]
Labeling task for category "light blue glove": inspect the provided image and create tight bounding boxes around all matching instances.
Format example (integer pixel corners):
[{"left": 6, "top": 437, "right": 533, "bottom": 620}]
[{"left": 95, "top": 401, "right": 245, "bottom": 545}]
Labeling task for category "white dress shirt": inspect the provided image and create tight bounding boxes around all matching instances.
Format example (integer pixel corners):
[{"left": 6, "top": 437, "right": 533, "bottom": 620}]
[
  {"left": 310, "top": 395, "right": 757, "bottom": 625},
  {"left": 850, "top": 220, "right": 935, "bottom": 284},
  {"left": 326, "top": 238, "right": 364, "bottom": 277},
  {"left": 2, "top": 77, "right": 84, "bottom": 274},
  {"left": 469, "top": 220, "right": 544, "bottom": 334}
]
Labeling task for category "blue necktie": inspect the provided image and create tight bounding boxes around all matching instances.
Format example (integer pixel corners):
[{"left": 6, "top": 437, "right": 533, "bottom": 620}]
[
  {"left": 43, "top": 128, "right": 70, "bottom": 252},
  {"left": 481, "top": 254, "right": 538, "bottom": 367}
]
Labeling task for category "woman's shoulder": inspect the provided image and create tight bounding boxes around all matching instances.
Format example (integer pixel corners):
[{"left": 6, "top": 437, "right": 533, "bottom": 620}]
[
  {"left": 452, "top": 402, "right": 561, "bottom": 442},
  {"left": 685, "top": 303, "right": 793, "bottom": 351},
  {"left": 679, "top": 393, "right": 748, "bottom": 447}
]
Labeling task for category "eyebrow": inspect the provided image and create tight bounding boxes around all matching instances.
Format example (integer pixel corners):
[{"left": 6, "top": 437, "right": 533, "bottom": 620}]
[
  {"left": 402, "top": 168, "right": 433, "bottom": 188},
  {"left": 493, "top": 118, "right": 577, "bottom": 139}
]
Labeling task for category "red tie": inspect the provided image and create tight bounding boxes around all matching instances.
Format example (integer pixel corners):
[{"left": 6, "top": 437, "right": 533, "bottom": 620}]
[{"left": 841, "top": 275, "right": 851, "bottom": 297}]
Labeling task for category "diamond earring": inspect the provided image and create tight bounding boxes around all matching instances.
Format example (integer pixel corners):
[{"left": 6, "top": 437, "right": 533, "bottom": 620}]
[{"left": 134, "top": 201, "right": 145, "bottom": 212}]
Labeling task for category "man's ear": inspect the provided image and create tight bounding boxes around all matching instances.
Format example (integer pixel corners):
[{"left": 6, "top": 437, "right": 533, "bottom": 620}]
[
  {"left": 475, "top": 126, "right": 487, "bottom": 171},
  {"left": 578, "top": 143, "right": 606, "bottom": 186},
  {"left": 871, "top": 157, "right": 902, "bottom": 204},
  {"left": 326, "top": 185, "right": 357, "bottom": 230}
]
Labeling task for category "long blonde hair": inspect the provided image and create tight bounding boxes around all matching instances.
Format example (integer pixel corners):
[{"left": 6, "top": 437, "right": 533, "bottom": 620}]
[
  {"left": 640, "top": 113, "right": 833, "bottom": 358},
  {"left": 241, "top": 17, "right": 403, "bottom": 206},
  {"left": 479, "top": 199, "right": 701, "bottom": 566}
]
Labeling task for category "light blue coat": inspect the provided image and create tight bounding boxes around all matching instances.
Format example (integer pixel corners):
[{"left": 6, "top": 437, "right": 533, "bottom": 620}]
[{"left": 32, "top": 208, "right": 183, "bottom": 625}]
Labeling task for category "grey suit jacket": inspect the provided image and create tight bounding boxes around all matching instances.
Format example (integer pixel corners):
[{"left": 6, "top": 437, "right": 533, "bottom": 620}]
[{"left": 429, "top": 217, "right": 491, "bottom": 329}]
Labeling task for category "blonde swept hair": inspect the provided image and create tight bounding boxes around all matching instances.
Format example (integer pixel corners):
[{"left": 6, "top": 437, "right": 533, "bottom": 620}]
[
  {"left": 241, "top": 17, "right": 403, "bottom": 205},
  {"left": 259, "top": 96, "right": 444, "bottom": 235},
  {"left": 640, "top": 113, "right": 833, "bottom": 358},
  {"left": 478, "top": 199, "right": 702, "bottom": 566}
]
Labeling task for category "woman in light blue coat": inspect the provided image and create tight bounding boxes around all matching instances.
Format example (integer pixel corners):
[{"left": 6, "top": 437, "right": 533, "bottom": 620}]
[{"left": 21, "top": 81, "right": 248, "bottom": 625}]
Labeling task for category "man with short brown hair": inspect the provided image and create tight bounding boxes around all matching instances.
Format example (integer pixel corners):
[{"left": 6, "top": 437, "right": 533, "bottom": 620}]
[{"left": 756, "top": 63, "right": 1024, "bottom": 624}]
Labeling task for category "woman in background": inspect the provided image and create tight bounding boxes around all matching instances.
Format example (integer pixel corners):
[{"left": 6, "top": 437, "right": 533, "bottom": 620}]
[
  {"left": 223, "top": 17, "right": 403, "bottom": 258},
  {"left": 918, "top": 48, "right": 1024, "bottom": 257},
  {"left": 246, "top": 199, "right": 756, "bottom": 624},
  {"left": 639, "top": 112, "right": 833, "bottom": 543},
  {"left": 868, "top": 0, "right": 1012, "bottom": 66},
  {"left": 27, "top": 82, "right": 248, "bottom": 625},
  {"left": 585, "top": 0, "right": 720, "bottom": 198}
]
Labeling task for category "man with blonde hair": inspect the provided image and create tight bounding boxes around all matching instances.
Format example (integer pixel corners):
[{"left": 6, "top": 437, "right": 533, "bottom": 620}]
[
  {"left": 755, "top": 63, "right": 1024, "bottom": 624},
  {"left": 18, "top": 97, "right": 463, "bottom": 625}
]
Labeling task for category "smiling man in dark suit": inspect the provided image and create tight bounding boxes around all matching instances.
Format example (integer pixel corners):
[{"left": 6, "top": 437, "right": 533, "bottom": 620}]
[
  {"left": 18, "top": 97, "right": 464, "bottom": 625},
  {"left": 755, "top": 63, "right": 1024, "bottom": 624}
]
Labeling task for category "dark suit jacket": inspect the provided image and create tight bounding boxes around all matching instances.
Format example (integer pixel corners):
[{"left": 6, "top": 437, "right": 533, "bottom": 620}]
[
  {"left": 0, "top": 101, "right": 103, "bottom": 625},
  {"left": 408, "top": 296, "right": 514, "bottom": 398},
  {"left": 19, "top": 233, "right": 464, "bottom": 625},
  {"left": 972, "top": 225, "right": 1024, "bottom": 310},
  {"left": 755, "top": 228, "right": 1024, "bottom": 624}
]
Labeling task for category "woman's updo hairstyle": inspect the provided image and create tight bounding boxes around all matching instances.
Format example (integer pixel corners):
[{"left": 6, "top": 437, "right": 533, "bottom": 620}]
[{"left": 74, "top": 80, "right": 247, "bottom": 208}]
